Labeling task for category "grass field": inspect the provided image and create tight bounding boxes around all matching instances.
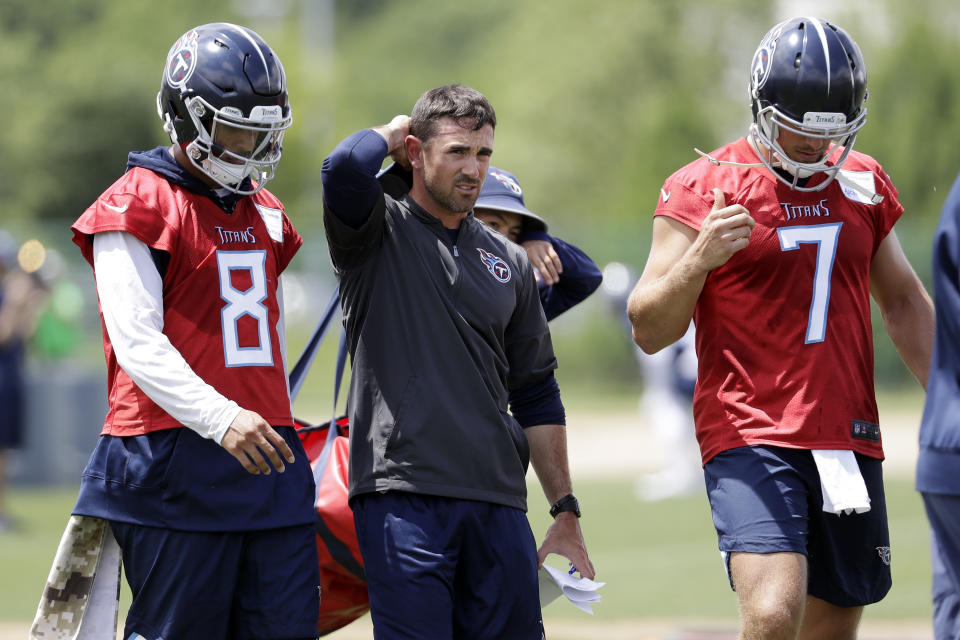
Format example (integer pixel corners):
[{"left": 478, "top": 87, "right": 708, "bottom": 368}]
[
  {"left": 0, "top": 390, "right": 934, "bottom": 638},
  {"left": 0, "top": 477, "right": 933, "bottom": 638}
]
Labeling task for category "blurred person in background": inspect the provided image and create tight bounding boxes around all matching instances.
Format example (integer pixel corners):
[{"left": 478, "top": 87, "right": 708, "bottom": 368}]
[
  {"left": 0, "top": 232, "right": 47, "bottom": 532},
  {"left": 601, "top": 262, "right": 701, "bottom": 502},
  {"left": 917, "top": 171, "right": 960, "bottom": 640},
  {"left": 69, "top": 23, "right": 319, "bottom": 639},
  {"left": 322, "top": 84, "right": 594, "bottom": 639},
  {"left": 627, "top": 17, "right": 933, "bottom": 639},
  {"left": 28, "top": 247, "right": 86, "bottom": 362},
  {"left": 632, "top": 319, "right": 699, "bottom": 501}
]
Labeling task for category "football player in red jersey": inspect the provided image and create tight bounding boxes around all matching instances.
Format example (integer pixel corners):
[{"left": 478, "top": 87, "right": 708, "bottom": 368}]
[
  {"left": 627, "top": 17, "right": 933, "bottom": 639},
  {"left": 69, "top": 23, "right": 319, "bottom": 640}
]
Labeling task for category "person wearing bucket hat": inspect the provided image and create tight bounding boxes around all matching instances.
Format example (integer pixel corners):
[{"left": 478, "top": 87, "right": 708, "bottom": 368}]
[
  {"left": 474, "top": 168, "right": 602, "bottom": 321},
  {"left": 473, "top": 168, "right": 548, "bottom": 237}
]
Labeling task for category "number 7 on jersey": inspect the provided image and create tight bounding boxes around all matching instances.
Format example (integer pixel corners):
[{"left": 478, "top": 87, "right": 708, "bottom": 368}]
[{"left": 777, "top": 222, "right": 843, "bottom": 345}]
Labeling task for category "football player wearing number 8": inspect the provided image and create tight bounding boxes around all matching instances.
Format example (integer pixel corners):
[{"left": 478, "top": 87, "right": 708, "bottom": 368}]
[
  {"left": 627, "top": 17, "right": 933, "bottom": 640},
  {"left": 69, "top": 24, "right": 319, "bottom": 640}
]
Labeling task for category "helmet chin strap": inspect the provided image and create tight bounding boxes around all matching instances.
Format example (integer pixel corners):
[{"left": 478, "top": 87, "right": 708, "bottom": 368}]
[
  {"left": 693, "top": 131, "right": 883, "bottom": 204},
  {"left": 748, "top": 131, "right": 822, "bottom": 186},
  {"left": 775, "top": 154, "right": 818, "bottom": 179}
]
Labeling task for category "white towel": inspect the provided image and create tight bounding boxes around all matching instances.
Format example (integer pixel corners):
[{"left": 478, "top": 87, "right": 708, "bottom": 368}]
[{"left": 812, "top": 449, "right": 871, "bottom": 515}]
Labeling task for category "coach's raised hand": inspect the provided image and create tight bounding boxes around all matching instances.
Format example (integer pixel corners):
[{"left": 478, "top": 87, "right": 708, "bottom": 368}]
[{"left": 372, "top": 114, "right": 412, "bottom": 170}]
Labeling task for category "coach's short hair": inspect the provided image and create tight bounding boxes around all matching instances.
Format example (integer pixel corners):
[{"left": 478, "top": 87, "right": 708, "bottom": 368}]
[{"left": 410, "top": 84, "right": 497, "bottom": 144}]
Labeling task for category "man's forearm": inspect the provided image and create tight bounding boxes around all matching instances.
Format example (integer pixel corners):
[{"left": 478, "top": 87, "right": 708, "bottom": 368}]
[
  {"left": 882, "top": 287, "right": 934, "bottom": 389},
  {"left": 526, "top": 424, "right": 573, "bottom": 504},
  {"left": 627, "top": 261, "right": 704, "bottom": 355}
]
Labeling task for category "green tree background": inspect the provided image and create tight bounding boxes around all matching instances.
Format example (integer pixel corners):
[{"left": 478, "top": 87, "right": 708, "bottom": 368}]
[{"left": 2, "top": 0, "right": 958, "bottom": 392}]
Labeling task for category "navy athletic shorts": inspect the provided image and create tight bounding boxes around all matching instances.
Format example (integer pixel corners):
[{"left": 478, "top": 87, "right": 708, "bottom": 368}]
[
  {"left": 353, "top": 491, "right": 544, "bottom": 640},
  {"left": 922, "top": 493, "right": 960, "bottom": 639},
  {"left": 110, "top": 521, "right": 320, "bottom": 640},
  {"left": 704, "top": 445, "right": 891, "bottom": 607}
]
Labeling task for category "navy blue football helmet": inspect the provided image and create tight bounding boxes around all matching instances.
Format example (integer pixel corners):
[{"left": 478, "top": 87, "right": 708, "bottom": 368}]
[
  {"left": 748, "top": 17, "right": 867, "bottom": 191},
  {"left": 156, "top": 23, "right": 292, "bottom": 194}
]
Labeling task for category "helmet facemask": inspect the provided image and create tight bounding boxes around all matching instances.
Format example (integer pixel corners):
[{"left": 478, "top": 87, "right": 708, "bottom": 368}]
[
  {"left": 750, "top": 103, "right": 866, "bottom": 192},
  {"left": 182, "top": 97, "right": 291, "bottom": 195},
  {"left": 696, "top": 18, "right": 881, "bottom": 205}
]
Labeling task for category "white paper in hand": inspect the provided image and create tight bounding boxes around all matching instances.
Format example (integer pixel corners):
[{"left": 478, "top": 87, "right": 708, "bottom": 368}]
[{"left": 538, "top": 564, "right": 605, "bottom": 614}]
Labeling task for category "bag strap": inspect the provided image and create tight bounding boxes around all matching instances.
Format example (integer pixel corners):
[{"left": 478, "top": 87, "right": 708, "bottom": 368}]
[
  {"left": 296, "top": 165, "right": 400, "bottom": 475},
  {"left": 289, "top": 163, "right": 401, "bottom": 404},
  {"left": 301, "top": 315, "right": 362, "bottom": 580},
  {"left": 312, "top": 331, "right": 349, "bottom": 470},
  {"left": 289, "top": 286, "right": 341, "bottom": 402},
  {"left": 331, "top": 330, "right": 348, "bottom": 425}
]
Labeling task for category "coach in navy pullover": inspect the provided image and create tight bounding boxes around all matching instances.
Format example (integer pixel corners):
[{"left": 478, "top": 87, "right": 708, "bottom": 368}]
[
  {"left": 324, "top": 127, "right": 557, "bottom": 508},
  {"left": 322, "top": 98, "right": 594, "bottom": 591}
]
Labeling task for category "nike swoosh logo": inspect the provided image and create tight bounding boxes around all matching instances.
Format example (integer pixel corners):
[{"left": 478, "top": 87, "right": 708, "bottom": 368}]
[
  {"left": 102, "top": 201, "right": 128, "bottom": 214},
  {"left": 660, "top": 189, "right": 671, "bottom": 203}
]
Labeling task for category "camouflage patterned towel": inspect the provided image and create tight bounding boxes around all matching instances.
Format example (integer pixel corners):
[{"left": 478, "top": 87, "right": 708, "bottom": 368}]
[{"left": 30, "top": 515, "right": 121, "bottom": 640}]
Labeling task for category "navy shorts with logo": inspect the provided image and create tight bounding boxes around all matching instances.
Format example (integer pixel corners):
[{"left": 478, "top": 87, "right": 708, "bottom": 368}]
[
  {"left": 111, "top": 521, "right": 320, "bottom": 640},
  {"left": 704, "top": 445, "right": 891, "bottom": 607},
  {"left": 353, "top": 491, "right": 543, "bottom": 640}
]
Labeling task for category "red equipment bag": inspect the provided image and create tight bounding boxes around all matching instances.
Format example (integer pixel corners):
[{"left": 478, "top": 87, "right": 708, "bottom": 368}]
[{"left": 297, "top": 416, "right": 368, "bottom": 636}]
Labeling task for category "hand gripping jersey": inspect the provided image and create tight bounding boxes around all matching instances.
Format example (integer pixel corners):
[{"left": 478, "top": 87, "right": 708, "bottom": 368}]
[
  {"left": 72, "top": 166, "right": 302, "bottom": 435},
  {"left": 656, "top": 138, "right": 902, "bottom": 464}
]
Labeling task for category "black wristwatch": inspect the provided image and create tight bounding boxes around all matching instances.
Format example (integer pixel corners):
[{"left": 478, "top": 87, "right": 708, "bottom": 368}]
[{"left": 549, "top": 493, "right": 581, "bottom": 519}]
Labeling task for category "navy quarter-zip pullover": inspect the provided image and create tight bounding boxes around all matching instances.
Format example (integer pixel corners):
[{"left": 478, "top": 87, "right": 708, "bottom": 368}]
[{"left": 322, "top": 130, "right": 560, "bottom": 510}]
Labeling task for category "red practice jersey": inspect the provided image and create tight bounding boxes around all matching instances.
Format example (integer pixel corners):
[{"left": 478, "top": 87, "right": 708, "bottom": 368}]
[
  {"left": 655, "top": 138, "right": 902, "bottom": 464},
  {"left": 72, "top": 167, "right": 302, "bottom": 435}
]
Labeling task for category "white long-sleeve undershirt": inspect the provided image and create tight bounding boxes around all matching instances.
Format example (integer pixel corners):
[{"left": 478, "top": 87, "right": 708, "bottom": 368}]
[{"left": 92, "top": 231, "right": 250, "bottom": 443}]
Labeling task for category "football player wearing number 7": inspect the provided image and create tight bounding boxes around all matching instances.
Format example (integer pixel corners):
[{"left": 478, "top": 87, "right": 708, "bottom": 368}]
[
  {"left": 627, "top": 17, "right": 933, "bottom": 640},
  {"left": 69, "top": 24, "right": 320, "bottom": 639}
]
